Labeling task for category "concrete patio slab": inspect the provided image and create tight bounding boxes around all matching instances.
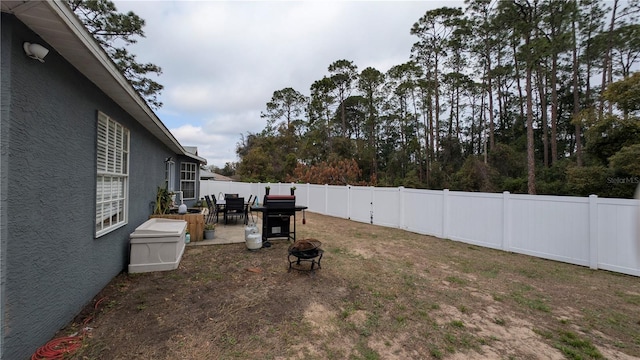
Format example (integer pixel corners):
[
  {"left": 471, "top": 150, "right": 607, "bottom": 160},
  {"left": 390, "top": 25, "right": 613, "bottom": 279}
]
[{"left": 187, "top": 218, "right": 262, "bottom": 246}]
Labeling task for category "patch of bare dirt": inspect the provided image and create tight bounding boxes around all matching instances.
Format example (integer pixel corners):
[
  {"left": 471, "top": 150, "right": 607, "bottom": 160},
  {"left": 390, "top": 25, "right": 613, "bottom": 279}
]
[{"left": 57, "top": 212, "right": 640, "bottom": 359}]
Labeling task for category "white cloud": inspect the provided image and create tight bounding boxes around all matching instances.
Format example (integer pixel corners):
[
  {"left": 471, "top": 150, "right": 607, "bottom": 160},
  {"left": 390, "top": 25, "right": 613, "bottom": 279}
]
[
  {"left": 167, "top": 84, "right": 216, "bottom": 112},
  {"left": 170, "top": 123, "right": 240, "bottom": 166},
  {"left": 113, "top": 0, "right": 464, "bottom": 167}
]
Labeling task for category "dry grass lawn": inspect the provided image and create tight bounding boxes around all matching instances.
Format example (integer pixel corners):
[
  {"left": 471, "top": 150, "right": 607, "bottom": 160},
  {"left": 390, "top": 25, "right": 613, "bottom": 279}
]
[{"left": 63, "top": 212, "right": 640, "bottom": 359}]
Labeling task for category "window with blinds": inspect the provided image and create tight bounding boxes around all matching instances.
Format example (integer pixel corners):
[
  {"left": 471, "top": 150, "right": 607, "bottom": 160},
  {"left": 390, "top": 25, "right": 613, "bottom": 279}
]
[
  {"left": 96, "top": 112, "right": 129, "bottom": 236},
  {"left": 180, "top": 162, "right": 196, "bottom": 199}
]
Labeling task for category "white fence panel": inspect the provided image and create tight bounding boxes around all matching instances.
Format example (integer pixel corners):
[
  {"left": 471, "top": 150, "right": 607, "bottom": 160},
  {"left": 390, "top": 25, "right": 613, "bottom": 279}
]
[
  {"left": 200, "top": 180, "right": 242, "bottom": 200},
  {"left": 326, "top": 186, "right": 349, "bottom": 219},
  {"left": 350, "top": 186, "right": 373, "bottom": 224},
  {"left": 447, "top": 191, "right": 504, "bottom": 249},
  {"left": 509, "top": 195, "right": 590, "bottom": 266},
  {"left": 402, "top": 189, "right": 443, "bottom": 236},
  {"left": 234, "top": 182, "right": 254, "bottom": 200},
  {"left": 597, "top": 198, "right": 640, "bottom": 276},
  {"left": 201, "top": 181, "right": 306, "bottom": 206},
  {"left": 307, "top": 184, "right": 327, "bottom": 214},
  {"left": 267, "top": 183, "right": 292, "bottom": 196},
  {"left": 200, "top": 180, "right": 640, "bottom": 276},
  {"left": 294, "top": 187, "right": 308, "bottom": 207},
  {"left": 373, "top": 187, "right": 401, "bottom": 228}
]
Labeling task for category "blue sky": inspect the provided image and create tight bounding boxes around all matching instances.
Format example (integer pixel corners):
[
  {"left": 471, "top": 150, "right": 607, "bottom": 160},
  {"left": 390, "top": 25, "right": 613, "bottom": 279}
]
[{"left": 113, "top": 1, "right": 464, "bottom": 167}]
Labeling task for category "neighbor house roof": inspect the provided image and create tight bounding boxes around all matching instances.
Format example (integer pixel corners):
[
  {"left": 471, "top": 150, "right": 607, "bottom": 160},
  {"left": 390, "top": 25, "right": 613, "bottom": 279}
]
[
  {"left": 0, "top": 0, "right": 206, "bottom": 165},
  {"left": 200, "top": 169, "right": 234, "bottom": 182},
  {"left": 183, "top": 146, "right": 199, "bottom": 156}
]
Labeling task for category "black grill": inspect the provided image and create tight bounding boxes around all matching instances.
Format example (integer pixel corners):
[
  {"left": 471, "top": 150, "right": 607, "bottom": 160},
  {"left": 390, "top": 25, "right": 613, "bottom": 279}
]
[
  {"left": 262, "top": 195, "right": 297, "bottom": 242},
  {"left": 263, "top": 195, "right": 296, "bottom": 210}
]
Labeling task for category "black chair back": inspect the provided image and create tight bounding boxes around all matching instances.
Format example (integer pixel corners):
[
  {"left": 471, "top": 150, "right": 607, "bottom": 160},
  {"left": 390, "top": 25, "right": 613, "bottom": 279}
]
[
  {"left": 226, "top": 197, "right": 244, "bottom": 212},
  {"left": 224, "top": 197, "right": 245, "bottom": 224},
  {"left": 204, "top": 195, "right": 215, "bottom": 223}
]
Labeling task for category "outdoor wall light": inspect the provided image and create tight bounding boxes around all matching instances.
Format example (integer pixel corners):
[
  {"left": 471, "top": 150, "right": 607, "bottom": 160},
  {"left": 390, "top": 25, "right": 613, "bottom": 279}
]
[{"left": 23, "top": 42, "right": 49, "bottom": 62}]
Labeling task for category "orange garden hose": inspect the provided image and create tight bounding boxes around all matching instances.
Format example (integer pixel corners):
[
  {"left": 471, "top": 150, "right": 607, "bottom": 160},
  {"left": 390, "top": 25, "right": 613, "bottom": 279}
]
[
  {"left": 31, "top": 336, "right": 83, "bottom": 360},
  {"left": 31, "top": 297, "right": 105, "bottom": 360}
]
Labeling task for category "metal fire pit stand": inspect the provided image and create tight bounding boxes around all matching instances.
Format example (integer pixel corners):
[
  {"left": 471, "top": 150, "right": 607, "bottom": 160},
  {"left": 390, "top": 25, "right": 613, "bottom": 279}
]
[{"left": 288, "top": 249, "right": 324, "bottom": 273}]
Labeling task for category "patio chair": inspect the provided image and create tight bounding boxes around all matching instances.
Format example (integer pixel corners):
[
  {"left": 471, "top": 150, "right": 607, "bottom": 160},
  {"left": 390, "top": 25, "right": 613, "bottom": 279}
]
[
  {"left": 247, "top": 195, "right": 257, "bottom": 224},
  {"left": 204, "top": 195, "right": 215, "bottom": 223},
  {"left": 242, "top": 195, "right": 256, "bottom": 225},
  {"left": 211, "top": 195, "right": 225, "bottom": 223},
  {"left": 224, "top": 197, "right": 245, "bottom": 224},
  {"left": 245, "top": 195, "right": 253, "bottom": 221},
  {"left": 224, "top": 193, "right": 239, "bottom": 199}
]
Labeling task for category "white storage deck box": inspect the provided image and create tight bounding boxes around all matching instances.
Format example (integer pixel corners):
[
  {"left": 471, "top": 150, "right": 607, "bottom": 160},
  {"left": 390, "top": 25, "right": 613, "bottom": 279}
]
[{"left": 129, "top": 218, "right": 187, "bottom": 273}]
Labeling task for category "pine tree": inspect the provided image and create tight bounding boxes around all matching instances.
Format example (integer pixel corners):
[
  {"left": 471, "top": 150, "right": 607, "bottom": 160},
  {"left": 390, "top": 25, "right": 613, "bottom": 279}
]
[{"left": 67, "top": 0, "right": 164, "bottom": 109}]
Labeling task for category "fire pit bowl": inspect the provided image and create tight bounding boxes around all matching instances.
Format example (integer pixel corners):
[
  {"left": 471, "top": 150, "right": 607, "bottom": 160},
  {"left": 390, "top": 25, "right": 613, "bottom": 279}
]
[
  {"left": 289, "top": 248, "right": 321, "bottom": 259},
  {"left": 288, "top": 239, "right": 323, "bottom": 272},
  {"left": 288, "top": 239, "right": 321, "bottom": 252}
]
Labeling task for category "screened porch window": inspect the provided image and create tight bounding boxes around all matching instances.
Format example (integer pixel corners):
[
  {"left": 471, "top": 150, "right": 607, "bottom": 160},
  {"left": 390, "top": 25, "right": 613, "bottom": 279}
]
[
  {"left": 96, "top": 112, "right": 129, "bottom": 236},
  {"left": 180, "top": 162, "right": 196, "bottom": 199}
]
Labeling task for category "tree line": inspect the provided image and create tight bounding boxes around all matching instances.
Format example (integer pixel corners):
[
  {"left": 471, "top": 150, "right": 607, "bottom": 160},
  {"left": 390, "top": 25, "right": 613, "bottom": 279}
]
[{"left": 235, "top": 0, "right": 640, "bottom": 198}]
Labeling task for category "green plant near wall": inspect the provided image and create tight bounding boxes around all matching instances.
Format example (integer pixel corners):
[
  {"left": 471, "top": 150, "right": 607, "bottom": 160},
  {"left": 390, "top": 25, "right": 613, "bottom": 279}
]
[
  {"left": 204, "top": 223, "right": 216, "bottom": 231},
  {"left": 153, "top": 186, "right": 174, "bottom": 214}
]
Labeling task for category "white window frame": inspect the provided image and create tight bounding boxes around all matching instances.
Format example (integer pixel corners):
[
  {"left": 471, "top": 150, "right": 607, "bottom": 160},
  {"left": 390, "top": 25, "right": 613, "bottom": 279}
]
[
  {"left": 96, "top": 112, "right": 129, "bottom": 237},
  {"left": 180, "top": 162, "right": 197, "bottom": 200}
]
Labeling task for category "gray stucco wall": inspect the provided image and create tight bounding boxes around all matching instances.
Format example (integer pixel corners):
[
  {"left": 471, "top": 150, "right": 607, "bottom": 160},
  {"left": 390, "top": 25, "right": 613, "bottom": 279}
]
[
  {"left": 1, "top": 14, "right": 180, "bottom": 359},
  {"left": 1, "top": 13, "right": 12, "bottom": 360}
]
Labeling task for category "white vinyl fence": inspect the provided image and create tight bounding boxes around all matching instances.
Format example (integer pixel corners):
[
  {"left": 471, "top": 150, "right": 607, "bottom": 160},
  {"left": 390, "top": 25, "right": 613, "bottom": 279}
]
[{"left": 201, "top": 180, "right": 640, "bottom": 276}]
